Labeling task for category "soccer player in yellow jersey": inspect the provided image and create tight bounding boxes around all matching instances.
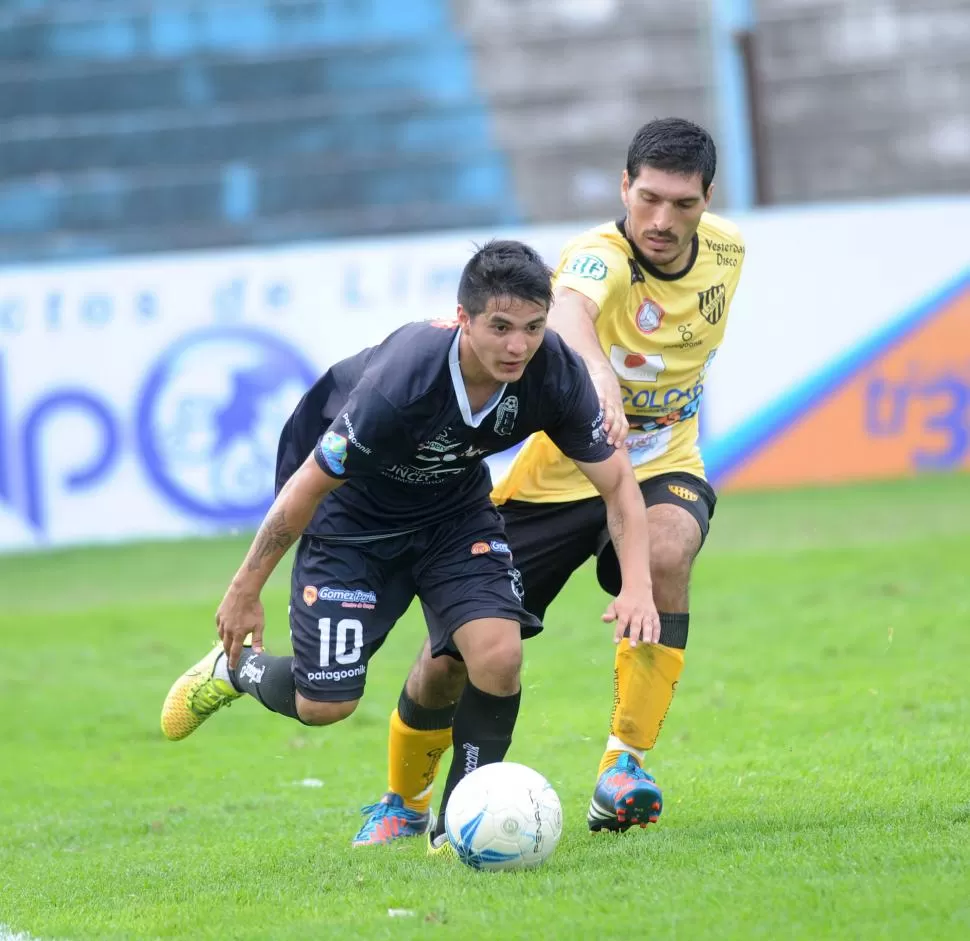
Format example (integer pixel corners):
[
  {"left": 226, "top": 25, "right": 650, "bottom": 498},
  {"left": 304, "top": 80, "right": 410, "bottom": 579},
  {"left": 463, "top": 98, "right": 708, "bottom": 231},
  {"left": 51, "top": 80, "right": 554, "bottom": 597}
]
[{"left": 354, "top": 118, "right": 745, "bottom": 847}]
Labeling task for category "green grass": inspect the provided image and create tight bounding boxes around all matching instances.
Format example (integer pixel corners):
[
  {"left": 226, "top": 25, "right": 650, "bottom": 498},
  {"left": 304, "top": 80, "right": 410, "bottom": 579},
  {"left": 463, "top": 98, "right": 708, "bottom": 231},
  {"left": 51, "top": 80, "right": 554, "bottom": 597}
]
[{"left": 2, "top": 474, "right": 969, "bottom": 940}]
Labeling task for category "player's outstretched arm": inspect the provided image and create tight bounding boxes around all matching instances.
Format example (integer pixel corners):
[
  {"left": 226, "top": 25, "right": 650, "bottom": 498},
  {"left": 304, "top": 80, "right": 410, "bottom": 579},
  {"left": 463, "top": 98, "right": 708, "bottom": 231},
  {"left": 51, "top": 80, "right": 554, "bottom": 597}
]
[
  {"left": 217, "top": 455, "right": 343, "bottom": 668},
  {"left": 575, "top": 451, "right": 660, "bottom": 646},
  {"left": 550, "top": 287, "right": 629, "bottom": 448}
]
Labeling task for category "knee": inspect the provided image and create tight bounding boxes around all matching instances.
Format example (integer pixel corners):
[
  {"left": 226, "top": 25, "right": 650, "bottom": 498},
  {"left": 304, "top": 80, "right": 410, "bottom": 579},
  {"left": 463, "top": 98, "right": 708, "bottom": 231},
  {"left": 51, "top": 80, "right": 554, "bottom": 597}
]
[
  {"left": 417, "top": 644, "right": 468, "bottom": 684},
  {"left": 471, "top": 633, "right": 522, "bottom": 687},
  {"left": 409, "top": 646, "right": 468, "bottom": 707},
  {"left": 452, "top": 619, "right": 523, "bottom": 695},
  {"left": 296, "top": 696, "right": 359, "bottom": 726},
  {"left": 649, "top": 541, "right": 693, "bottom": 589}
]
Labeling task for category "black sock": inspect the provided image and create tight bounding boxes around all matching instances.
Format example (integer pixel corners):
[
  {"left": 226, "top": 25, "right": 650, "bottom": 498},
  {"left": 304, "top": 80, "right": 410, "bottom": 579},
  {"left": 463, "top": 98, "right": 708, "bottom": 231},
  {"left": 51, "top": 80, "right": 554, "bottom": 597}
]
[
  {"left": 397, "top": 687, "right": 458, "bottom": 731},
  {"left": 658, "top": 612, "right": 689, "bottom": 649},
  {"left": 231, "top": 650, "right": 302, "bottom": 721},
  {"left": 432, "top": 682, "right": 521, "bottom": 838}
]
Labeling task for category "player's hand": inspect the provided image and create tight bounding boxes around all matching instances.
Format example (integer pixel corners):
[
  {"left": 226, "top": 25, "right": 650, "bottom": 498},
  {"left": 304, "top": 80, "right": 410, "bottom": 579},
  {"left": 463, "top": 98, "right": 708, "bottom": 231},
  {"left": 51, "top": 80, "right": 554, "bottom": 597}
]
[
  {"left": 602, "top": 590, "right": 661, "bottom": 646},
  {"left": 589, "top": 364, "right": 629, "bottom": 449},
  {"left": 216, "top": 586, "right": 265, "bottom": 670}
]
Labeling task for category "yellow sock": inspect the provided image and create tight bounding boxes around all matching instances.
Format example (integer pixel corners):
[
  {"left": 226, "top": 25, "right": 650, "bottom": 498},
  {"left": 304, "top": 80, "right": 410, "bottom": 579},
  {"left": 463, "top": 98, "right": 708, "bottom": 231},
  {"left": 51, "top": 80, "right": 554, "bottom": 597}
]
[
  {"left": 598, "top": 639, "right": 685, "bottom": 776},
  {"left": 387, "top": 708, "right": 453, "bottom": 813}
]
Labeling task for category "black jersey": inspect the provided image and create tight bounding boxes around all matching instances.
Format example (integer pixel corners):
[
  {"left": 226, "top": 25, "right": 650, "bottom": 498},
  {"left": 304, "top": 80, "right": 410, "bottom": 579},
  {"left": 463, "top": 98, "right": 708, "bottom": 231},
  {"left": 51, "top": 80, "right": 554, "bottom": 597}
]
[{"left": 275, "top": 321, "right": 611, "bottom": 538}]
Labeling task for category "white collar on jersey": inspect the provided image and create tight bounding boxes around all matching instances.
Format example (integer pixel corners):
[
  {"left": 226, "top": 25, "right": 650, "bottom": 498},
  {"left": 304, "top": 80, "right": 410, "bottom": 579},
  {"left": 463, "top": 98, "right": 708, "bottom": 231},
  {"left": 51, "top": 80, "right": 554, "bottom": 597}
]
[{"left": 448, "top": 329, "right": 508, "bottom": 427}]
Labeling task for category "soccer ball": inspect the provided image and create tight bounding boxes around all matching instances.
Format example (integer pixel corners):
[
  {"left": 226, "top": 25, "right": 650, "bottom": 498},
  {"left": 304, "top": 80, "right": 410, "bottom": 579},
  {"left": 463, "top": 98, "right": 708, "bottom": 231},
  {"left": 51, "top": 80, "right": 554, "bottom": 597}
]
[{"left": 445, "top": 762, "right": 563, "bottom": 871}]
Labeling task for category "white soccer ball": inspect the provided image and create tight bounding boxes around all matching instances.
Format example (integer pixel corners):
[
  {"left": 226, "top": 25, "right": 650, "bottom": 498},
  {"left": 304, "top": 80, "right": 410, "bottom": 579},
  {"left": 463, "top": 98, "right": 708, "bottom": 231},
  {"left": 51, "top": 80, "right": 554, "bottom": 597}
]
[{"left": 445, "top": 762, "right": 563, "bottom": 871}]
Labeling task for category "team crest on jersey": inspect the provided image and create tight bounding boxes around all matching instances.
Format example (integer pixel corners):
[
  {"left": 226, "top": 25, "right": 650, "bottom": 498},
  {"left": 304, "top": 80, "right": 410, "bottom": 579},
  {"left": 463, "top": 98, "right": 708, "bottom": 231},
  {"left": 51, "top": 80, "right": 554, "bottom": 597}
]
[
  {"left": 697, "top": 284, "right": 726, "bottom": 325},
  {"left": 635, "top": 298, "right": 665, "bottom": 334},
  {"left": 564, "top": 254, "right": 608, "bottom": 281},
  {"left": 303, "top": 585, "right": 319, "bottom": 606},
  {"left": 494, "top": 395, "right": 519, "bottom": 436}
]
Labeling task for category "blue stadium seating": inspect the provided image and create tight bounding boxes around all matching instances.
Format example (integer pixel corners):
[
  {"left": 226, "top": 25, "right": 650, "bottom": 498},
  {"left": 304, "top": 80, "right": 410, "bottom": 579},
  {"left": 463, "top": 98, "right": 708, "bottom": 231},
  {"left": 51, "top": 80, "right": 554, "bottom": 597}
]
[{"left": 0, "top": 0, "right": 519, "bottom": 262}]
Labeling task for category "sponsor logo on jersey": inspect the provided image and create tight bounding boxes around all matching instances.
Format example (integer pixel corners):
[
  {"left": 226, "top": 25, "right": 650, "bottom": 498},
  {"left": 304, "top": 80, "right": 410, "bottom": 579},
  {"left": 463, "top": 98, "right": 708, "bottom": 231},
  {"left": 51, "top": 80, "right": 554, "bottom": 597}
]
[
  {"left": 419, "top": 438, "right": 463, "bottom": 455},
  {"left": 635, "top": 298, "right": 665, "bottom": 334},
  {"left": 393, "top": 428, "right": 486, "bottom": 482},
  {"left": 471, "top": 540, "right": 511, "bottom": 555},
  {"left": 621, "top": 389, "right": 703, "bottom": 424},
  {"left": 609, "top": 345, "right": 665, "bottom": 382},
  {"left": 668, "top": 484, "right": 699, "bottom": 502},
  {"left": 303, "top": 585, "right": 319, "bottom": 606},
  {"left": 319, "top": 431, "right": 348, "bottom": 475},
  {"left": 494, "top": 395, "right": 519, "bottom": 436},
  {"left": 383, "top": 464, "right": 465, "bottom": 484},
  {"left": 616, "top": 361, "right": 705, "bottom": 428},
  {"left": 626, "top": 427, "right": 673, "bottom": 467},
  {"left": 665, "top": 322, "right": 703, "bottom": 350},
  {"left": 698, "top": 284, "right": 726, "bottom": 325},
  {"left": 342, "top": 412, "right": 372, "bottom": 454},
  {"left": 564, "top": 253, "right": 608, "bottom": 280},
  {"left": 307, "top": 663, "right": 367, "bottom": 682},
  {"left": 318, "top": 586, "right": 378, "bottom": 609},
  {"left": 416, "top": 429, "right": 487, "bottom": 460},
  {"left": 704, "top": 238, "right": 745, "bottom": 268}
]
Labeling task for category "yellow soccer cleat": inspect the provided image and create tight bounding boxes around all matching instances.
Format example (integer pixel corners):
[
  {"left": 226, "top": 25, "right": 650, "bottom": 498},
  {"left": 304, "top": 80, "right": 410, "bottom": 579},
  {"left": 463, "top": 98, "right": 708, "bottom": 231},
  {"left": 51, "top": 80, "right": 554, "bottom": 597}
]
[
  {"left": 427, "top": 831, "right": 458, "bottom": 859},
  {"left": 160, "top": 644, "right": 243, "bottom": 741}
]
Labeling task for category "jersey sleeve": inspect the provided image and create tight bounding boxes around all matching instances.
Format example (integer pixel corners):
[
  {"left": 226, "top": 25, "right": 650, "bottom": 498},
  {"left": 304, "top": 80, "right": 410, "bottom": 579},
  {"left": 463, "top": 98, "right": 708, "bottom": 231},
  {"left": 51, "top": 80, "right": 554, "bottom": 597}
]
[
  {"left": 313, "top": 379, "right": 408, "bottom": 479},
  {"left": 544, "top": 361, "right": 613, "bottom": 465},
  {"left": 553, "top": 239, "right": 630, "bottom": 314}
]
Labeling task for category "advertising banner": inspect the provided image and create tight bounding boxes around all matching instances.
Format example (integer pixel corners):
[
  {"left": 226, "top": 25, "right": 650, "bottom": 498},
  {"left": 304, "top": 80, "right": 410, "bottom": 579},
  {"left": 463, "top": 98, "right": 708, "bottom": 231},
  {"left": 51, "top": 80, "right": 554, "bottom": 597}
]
[{"left": 1, "top": 198, "right": 968, "bottom": 551}]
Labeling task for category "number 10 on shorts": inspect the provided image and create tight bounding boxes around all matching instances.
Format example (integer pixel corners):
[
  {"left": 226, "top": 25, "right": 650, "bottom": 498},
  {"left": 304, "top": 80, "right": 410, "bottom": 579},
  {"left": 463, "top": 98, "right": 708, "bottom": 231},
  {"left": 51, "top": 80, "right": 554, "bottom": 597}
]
[{"left": 318, "top": 617, "right": 363, "bottom": 667}]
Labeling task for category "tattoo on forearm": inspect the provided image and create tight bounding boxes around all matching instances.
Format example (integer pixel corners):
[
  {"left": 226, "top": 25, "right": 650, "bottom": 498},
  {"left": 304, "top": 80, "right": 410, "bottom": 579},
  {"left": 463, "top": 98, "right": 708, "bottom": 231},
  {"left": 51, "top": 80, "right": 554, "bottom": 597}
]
[{"left": 247, "top": 507, "right": 298, "bottom": 571}]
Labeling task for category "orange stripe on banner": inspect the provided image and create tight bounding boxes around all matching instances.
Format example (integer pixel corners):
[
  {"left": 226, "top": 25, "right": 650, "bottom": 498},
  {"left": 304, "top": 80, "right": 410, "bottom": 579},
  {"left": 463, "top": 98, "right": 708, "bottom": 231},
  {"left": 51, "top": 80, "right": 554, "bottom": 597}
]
[{"left": 721, "top": 287, "right": 970, "bottom": 490}]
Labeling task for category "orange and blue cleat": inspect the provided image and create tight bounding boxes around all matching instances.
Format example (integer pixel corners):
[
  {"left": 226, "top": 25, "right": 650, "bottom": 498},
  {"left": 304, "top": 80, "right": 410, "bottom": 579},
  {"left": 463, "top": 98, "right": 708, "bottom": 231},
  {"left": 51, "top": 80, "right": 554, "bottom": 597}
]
[
  {"left": 587, "top": 754, "right": 663, "bottom": 833},
  {"left": 352, "top": 792, "right": 436, "bottom": 847}
]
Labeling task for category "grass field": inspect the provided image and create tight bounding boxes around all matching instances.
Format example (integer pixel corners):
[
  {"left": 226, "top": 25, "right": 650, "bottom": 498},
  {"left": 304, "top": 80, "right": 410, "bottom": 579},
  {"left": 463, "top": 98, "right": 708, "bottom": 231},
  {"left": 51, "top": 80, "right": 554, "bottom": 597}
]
[{"left": 2, "top": 474, "right": 969, "bottom": 941}]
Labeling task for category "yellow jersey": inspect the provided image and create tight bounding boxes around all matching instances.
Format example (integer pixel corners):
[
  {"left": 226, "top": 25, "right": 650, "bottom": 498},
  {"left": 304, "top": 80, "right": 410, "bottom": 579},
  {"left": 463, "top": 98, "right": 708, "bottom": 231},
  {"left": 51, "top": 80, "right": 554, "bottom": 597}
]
[{"left": 492, "top": 213, "right": 745, "bottom": 504}]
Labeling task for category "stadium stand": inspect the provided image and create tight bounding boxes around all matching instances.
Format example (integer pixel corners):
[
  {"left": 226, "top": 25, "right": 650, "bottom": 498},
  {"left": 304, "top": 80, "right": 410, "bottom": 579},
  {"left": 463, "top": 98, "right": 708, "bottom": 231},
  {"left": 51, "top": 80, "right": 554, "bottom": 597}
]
[
  {"left": 1, "top": 0, "right": 967, "bottom": 263},
  {"left": 0, "top": 0, "right": 519, "bottom": 262}
]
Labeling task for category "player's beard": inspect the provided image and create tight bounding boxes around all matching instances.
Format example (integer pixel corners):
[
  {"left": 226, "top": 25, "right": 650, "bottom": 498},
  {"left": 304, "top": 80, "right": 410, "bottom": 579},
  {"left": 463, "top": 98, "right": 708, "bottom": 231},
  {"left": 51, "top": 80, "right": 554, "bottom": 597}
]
[{"left": 640, "top": 233, "right": 683, "bottom": 266}]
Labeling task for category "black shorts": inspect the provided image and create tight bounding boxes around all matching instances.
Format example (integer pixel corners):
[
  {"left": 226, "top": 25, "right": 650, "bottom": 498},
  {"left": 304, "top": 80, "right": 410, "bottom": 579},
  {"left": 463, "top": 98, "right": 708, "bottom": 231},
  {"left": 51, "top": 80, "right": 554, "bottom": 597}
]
[
  {"left": 289, "top": 504, "right": 542, "bottom": 702},
  {"left": 497, "top": 471, "right": 717, "bottom": 620}
]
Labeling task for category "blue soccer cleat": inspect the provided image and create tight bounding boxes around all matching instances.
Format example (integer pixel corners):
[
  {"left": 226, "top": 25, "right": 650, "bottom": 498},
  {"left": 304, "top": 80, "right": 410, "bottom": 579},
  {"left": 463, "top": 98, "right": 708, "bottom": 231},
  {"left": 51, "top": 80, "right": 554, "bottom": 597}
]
[
  {"left": 352, "top": 792, "right": 436, "bottom": 846},
  {"left": 587, "top": 753, "right": 663, "bottom": 833}
]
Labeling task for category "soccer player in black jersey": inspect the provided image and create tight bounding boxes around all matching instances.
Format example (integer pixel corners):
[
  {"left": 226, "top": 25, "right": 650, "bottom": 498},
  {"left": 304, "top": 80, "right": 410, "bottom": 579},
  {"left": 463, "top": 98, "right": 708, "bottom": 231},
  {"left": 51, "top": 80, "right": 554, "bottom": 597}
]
[{"left": 161, "top": 240, "right": 659, "bottom": 846}]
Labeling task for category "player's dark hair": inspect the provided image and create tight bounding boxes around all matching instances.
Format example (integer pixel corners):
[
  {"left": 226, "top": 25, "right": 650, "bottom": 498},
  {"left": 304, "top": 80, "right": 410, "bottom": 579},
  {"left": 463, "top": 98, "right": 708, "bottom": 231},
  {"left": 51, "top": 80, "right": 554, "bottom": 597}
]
[
  {"left": 458, "top": 240, "right": 553, "bottom": 317},
  {"left": 626, "top": 117, "right": 717, "bottom": 192}
]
